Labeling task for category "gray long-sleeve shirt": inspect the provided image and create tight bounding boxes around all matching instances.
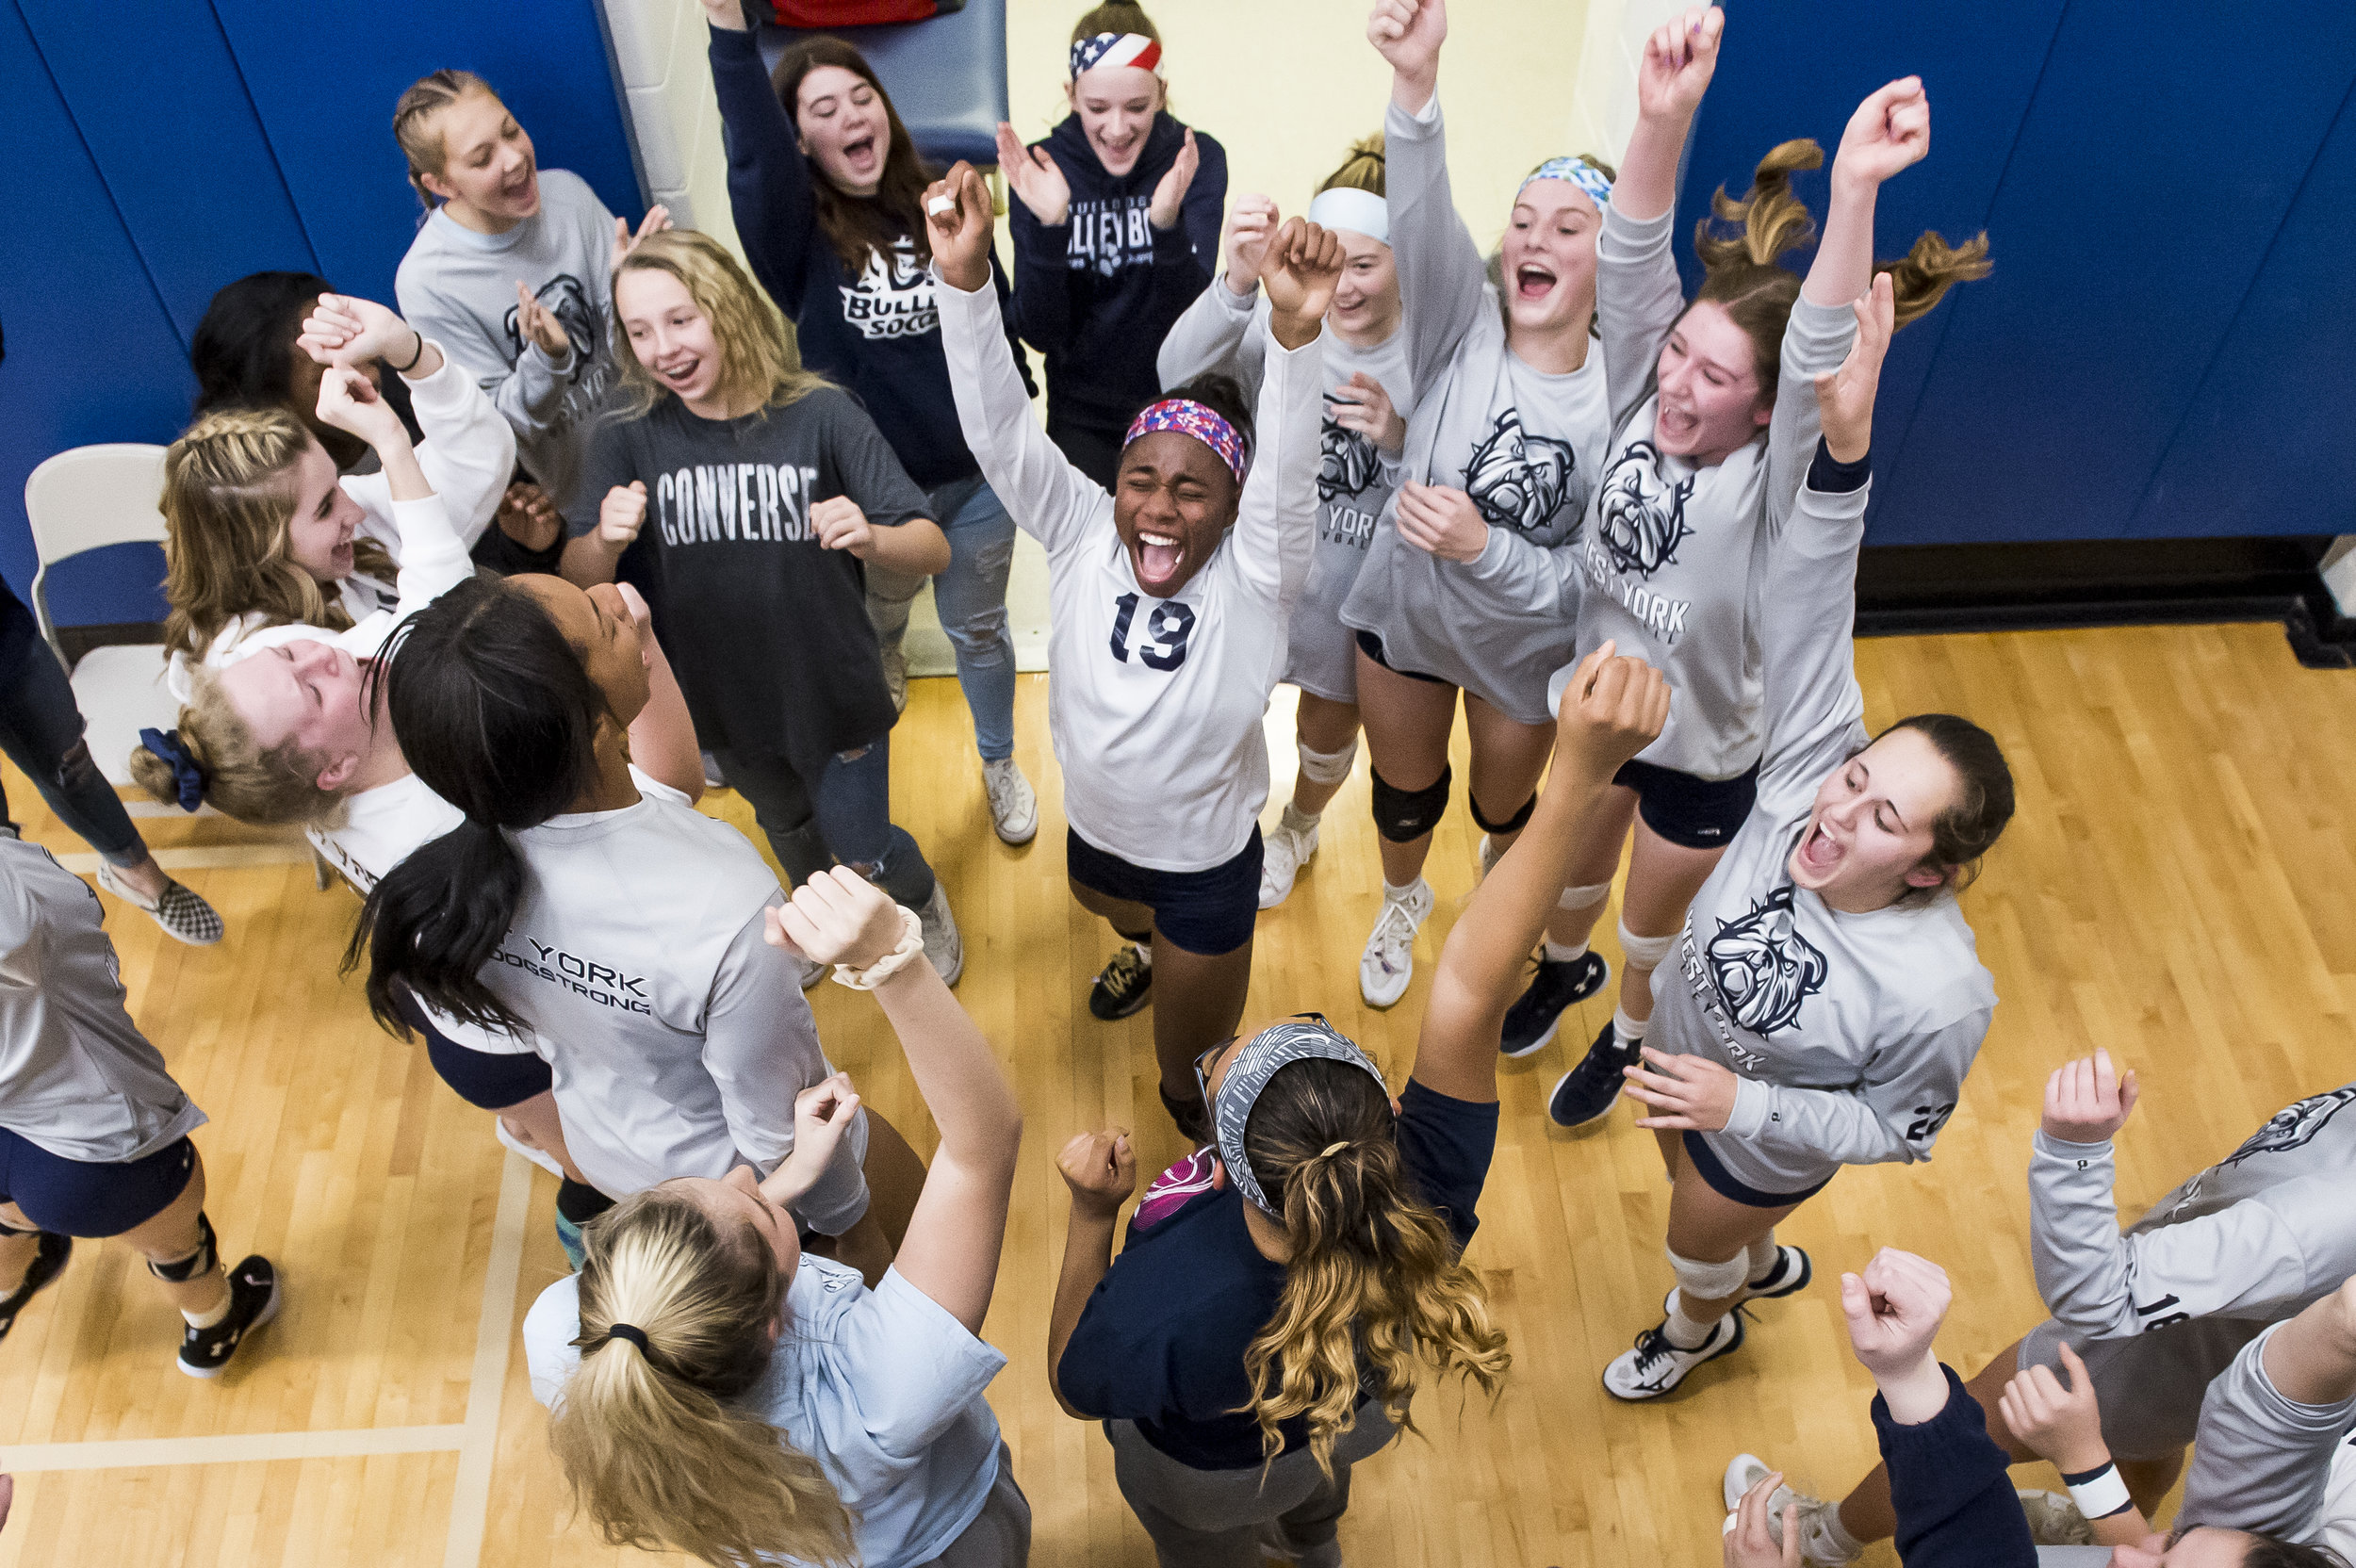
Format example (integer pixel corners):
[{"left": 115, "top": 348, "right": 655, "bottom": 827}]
[
  {"left": 2030, "top": 1087, "right": 2356, "bottom": 1341},
  {"left": 395, "top": 169, "right": 620, "bottom": 510},
  {"left": 1563, "top": 204, "right": 1855, "bottom": 781},
  {"left": 2179, "top": 1321, "right": 2356, "bottom": 1543},
  {"left": 1156, "top": 275, "right": 1413, "bottom": 703},
  {"left": 0, "top": 836, "right": 206, "bottom": 1163},
  {"left": 1646, "top": 466, "right": 1996, "bottom": 1193},
  {"left": 1336, "top": 94, "right": 1611, "bottom": 724}
]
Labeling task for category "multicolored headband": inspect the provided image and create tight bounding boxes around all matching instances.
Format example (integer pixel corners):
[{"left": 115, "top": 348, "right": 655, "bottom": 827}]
[
  {"left": 1071, "top": 31, "right": 1162, "bottom": 80},
  {"left": 139, "top": 727, "right": 207, "bottom": 813},
  {"left": 1522, "top": 155, "right": 1612, "bottom": 211},
  {"left": 1213, "top": 1015, "right": 1389, "bottom": 1217},
  {"left": 1124, "top": 398, "right": 1248, "bottom": 485},
  {"left": 1306, "top": 187, "right": 1389, "bottom": 246}
]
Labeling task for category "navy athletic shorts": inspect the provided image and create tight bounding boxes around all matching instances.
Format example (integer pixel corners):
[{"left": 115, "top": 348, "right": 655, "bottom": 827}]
[
  {"left": 1066, "top": 826, "right": 1263, "bottom": 956},
  {"left": 1615, "top": 758, "right": 1761, "bottom": 850},
  {"left": 1682, "top": 1131, "right": 1834, "bottom": 1209},
  {"left": 0, "top": 1128, "right": 196, "bottom": 1237},
  {"left": 1353, "top": 629, "right": 1450, "bottom": 686},
  {"left": 396, "top": 985, "right": 553, "bottom": 1110}
]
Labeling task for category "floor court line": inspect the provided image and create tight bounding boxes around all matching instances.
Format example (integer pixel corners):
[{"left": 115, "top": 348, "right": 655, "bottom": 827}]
[
  {"left": 443, "top": 1150, "right": 534, "bottom": 1568},
  {"left": 0, "top": 1423, "right": 466, "bottom": 1474}
]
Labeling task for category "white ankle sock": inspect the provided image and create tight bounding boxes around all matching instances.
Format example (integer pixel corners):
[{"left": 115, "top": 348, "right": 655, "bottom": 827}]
[
  {"left": 1661, "top": 1289, "right": 1715, "bottom": 1349},
  {"left": 1612, "top": 1004, "right": 1650, "bottom": 1046},
  {"left": 1281, "top": 802, "right": 1320, "bottom": 835},
  {"left": 183, "top": 1293, "right": 231, "bottom": 1330},
  {"left": 1383, "top": 878, "right": 1422, "bottom": 903},
  {"left": 1746, "top": 1231, "right": 1782, "bottom": 1285},
  {"left": 1544, "top": 939, "right": 1590, "bottom": 964}
]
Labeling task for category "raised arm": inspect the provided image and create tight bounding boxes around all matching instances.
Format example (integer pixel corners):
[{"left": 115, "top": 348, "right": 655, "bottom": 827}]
[
  {"left": 767, "top": 869, "right": 1021, "bottom": 1335},
  {"left": 310, "top": 369, "right": 472, "bottom": 634},
  {"left": 701, "top": 899, "right": 840, "bottom": 1189},
  {"left": 2179, "top": 1280, "right": 2356, "bottom": 1540},
  {"left": 1229, "top": 219, "right": 1342, "bottom": 611},
  {"left": 995, "top": 127, "right": 1079, "bottom": 356},
  {"left": 703, "top": 2, "right": 820, "bottom": 315},
  {"left": 1412, "top": 647, "right": 1669, "bottom": 1102},
  {"left": 1366, "top": 1, "right": 1488, "bottom": 398},
  {"left": 615, "top": 583, "right": 706, "bottom": 803},
  {"left": 927, "top": 161, "right": 1108, "bottom": 554}
]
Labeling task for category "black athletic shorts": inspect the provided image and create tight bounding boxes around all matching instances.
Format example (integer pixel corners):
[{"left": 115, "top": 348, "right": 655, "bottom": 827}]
[
  {"left": 1615, "top": 758, "right": 1761, "bottom": 850},
  {"left": 395, "top": 985, "right": 553, "bottom": 1110},
  {"left": 0, "top": 1129, "right": 196, "bottom": 1237},
  {"left": 1066, "top": 826, "right": 1263, "bottom": 956},
  {"left": 1353, "top": 629, "right": 1450, "bottom": 686}
]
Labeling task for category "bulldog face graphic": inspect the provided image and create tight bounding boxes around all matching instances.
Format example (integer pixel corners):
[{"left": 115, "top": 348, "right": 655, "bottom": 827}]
[
  {"left": 1318, "top": 419, "right": 1382, "bottom": 503},
  {"left": 504, "top": 274, "right": 600, "bottom": 381},
  {"left": 1461, "top": 409, "right": 1576, "bottom": 536},
  {"left": 2222, "top": 1086, "right": 2356, "bottom": 1167},
  {"left": 1706, "top": 886, "right": 1829, "bottom": 1037},
  {"left": 1594, "top": 441, "right": 1695, "bottom": 578}
]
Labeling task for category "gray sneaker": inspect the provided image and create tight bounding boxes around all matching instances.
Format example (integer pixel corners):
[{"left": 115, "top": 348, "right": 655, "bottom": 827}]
[
  {"left": 917, "top": 880, "right": 963, "bottom": 987},
  {"left": 981, "top": 757, "right": 1038, "bottom": 845},
  {"left": 881, "top": 646, "right": 908, "bottom": 714}
]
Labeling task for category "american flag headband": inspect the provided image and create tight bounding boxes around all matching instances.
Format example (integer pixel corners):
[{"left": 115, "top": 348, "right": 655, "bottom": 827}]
[
  {"left": 1124, "top": 399, "right": 1249, "bottom": 485},
  {"left": 1070, "top": 31, "right": 1163, "bottom": 79}
]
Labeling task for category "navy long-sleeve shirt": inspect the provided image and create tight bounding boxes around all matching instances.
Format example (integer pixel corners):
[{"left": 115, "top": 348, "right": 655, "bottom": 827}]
[
  {"left": 1004, "top": 112, "right": 1225, "bottom": 434},
  {"left": 1877, "top": 1366, "right": 2038, "bottom": 1568},
  {"left": 709, "top": 23, "right": 1023, "bottom": 490}
]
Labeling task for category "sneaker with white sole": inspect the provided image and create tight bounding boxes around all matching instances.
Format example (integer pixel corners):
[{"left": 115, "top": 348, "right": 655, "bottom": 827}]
[
  {"left": 94, "top": 861, "right": 223, "bottom": 946},
  {"left": 2017, "top": 1489, "right": 2094, "bottom": 1545},
  {"left": 1358, "top": 878, "right": 1433, "bottom": 1008},
  {"left": 1498, "top": 952, "right": 1612, "bottom": 1057},
  {"left": 1746, "top": 1245, "right": 1813, "bottom": 1299},
  {"left": 1790, "top": 1494, "right": 1867, "bottom": 1566},
  {"left": 1089, "top": 944, "right": 1153, "bottom": 1020},
  {"left": 1547, "top": 1020, "right": 1644, "bottom": 1128},
  {"left": 980, "top": 758, "right": 1038, "bottom": 845},
  {"left": 1722, "top": 1456, "right": 1852, "bottom": 1563},
  {"left": 916, "top": 881, "right": 963, "bottom": 987},
  {"left": 1602, "top": 1310, "right": 1744, "bottom": 1399},
  {"left": 1259, "top": 817, "right": 1319, "bottom": 909},
  {"left": 177, "top": 1254, "right": 280, "bottom": 1379}
]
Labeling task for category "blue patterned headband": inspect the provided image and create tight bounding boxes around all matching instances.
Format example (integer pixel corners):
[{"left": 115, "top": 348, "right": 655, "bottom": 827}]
[
  {"left": 139, "top": 727, "right": 207, "bottom": 813},
  {"left": 1522, "top": 155, "right": 1612, "bottom": 210},
  {"left": 1212, "top": 1015, "right": 1388, "bottom": 1217}
]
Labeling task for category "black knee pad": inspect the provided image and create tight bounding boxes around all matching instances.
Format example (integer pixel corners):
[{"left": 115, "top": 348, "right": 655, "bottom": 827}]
[
  {"left": 1369, "top": 763, "right": 1451, "bottom": 843},
  {"left": 146, "top": 1211, "right": 218, "bottom": 1282},
  {"left": 1469, "top": 791, "right": 1537, "bottom": 836}
]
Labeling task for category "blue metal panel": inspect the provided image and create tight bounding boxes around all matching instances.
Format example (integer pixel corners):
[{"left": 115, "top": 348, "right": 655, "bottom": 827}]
[
  {"left": 206, "top": 0, "right": 646, "bottom": 305},
  {"left": 19, "top": 0, "right": 318, "bottom": 347},
  {"left": 758, "top": 0, "right": 1011, "bottom": 169}
]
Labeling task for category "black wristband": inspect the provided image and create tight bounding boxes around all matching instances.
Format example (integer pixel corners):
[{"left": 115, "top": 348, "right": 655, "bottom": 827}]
[
  {"left": 2058, "top": 1462, "right": 2114, "bottom": 1486},
  {"left": 1807, "top": 436, "right": 1872, "bottom": 494},
  {"left": 387, "top": 330, "right": 427, "bottom": 375}
]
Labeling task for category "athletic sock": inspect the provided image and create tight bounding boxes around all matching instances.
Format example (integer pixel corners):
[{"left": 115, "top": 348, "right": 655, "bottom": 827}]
[
  {"left": 1746, "top": 1232, "right": 1782, "bottom": 1287},
  {"left": 1543, "top": 939, "right": 1591, "bottom": 964},
  {"left": 1383, "top": 878, "right": 1421, "bottom": 904},
  {"left": 1612, "top": 1004, "right": 1651, "bottom": 1049},
  {"left": 1661, "top": 1288, "right": 1714, "bottom": 1349},
  {"left": 182, "top": 1292, "right": 232, "bottom": 1331},
  {"left": 1131, "top": 943, "right": 1153, "bottom": 970},
  {"left": 1281, "top": 802, "right": 1320, "bottom": 836},
  {"left": 1804, "top": 1503, "right": 1866, "bottom": 1562}
]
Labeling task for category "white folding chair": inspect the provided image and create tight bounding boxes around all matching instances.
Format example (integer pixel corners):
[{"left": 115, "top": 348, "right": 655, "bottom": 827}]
[{"left": 24, "top": 444, "right": 181, "bottom": 791}]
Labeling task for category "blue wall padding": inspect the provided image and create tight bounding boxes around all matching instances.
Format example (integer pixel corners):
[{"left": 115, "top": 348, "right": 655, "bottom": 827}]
[{"left": 3, "top": 0, "right": 645, "bottom": 627}]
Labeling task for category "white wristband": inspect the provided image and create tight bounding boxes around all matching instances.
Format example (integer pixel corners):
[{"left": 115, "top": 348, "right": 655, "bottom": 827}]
[
  {"left": 2064, "top": 1462, "right": 2133, "bottom": 1520},
  {"left": 830, "top": 906, "right": 926, "bottom": 991}
]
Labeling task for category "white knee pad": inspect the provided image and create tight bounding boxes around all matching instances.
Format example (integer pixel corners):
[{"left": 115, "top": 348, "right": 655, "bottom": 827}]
[
  {"left": 1297, "top": 737, "right": 1358, "bottom": 787},
  {"left": 1667, "top": 1246, "right": 1751, "bottom": 1302},
  {"left": 1618, "top": 917, "right": 1677, "bottom": 972},
  {"left": 1558, "top": 881, "right": 1611, "bottom": 911}
]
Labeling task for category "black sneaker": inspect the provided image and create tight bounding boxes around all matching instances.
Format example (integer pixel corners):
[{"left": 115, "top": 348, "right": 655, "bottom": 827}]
[
  {"left": 177, "top": 1255, "right": 280, "bottom": 1379},
  {"left": 1088, "top": 944, "right": 1153, "bottom": 1021},
  {"left": 1746, "top": 1245, "right": 1813, "bottom": 1299},
  {"left": 1546, "top": 1021, "right": 1644, "bottom": 1128},
  {"left": 1499, "top": 953, "right": 1612, "bottom": 1058},
  {"left": 0, "top": 1232, "right": 72, "bottom": 1342}
]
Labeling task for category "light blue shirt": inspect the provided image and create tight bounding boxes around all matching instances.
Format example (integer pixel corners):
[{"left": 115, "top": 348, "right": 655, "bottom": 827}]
[{"left": 526, "top": 1254, "right": 1006, "bottom": 1566}]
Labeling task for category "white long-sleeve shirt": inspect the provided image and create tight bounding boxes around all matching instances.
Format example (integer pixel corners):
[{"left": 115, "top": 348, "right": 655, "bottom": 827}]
[
  {"left": 937, "top": 267, "right": 1322, "bottom": 873},
  {"left": 1646, "top": 465, "right": 1996, "bottom": 1193}
]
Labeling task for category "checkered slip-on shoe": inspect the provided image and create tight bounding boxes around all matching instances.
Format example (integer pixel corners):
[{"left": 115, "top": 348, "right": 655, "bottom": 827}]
[{"left": 95, "top": 862, "right": 225, "bottom": 946}]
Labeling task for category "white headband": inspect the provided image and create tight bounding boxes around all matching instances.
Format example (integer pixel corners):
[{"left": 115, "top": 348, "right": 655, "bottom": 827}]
[{"left": 1306, "top": 187, "right": 1389, "bottom": 247}]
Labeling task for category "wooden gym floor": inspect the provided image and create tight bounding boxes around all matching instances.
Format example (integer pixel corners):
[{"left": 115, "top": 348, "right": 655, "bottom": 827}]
[{"left": 3, "top": 618, "right": 2352, "bottom": 1567}]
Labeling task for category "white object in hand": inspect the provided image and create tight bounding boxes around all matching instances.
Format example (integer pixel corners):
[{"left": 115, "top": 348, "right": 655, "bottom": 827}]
[{"left": 926, "top": 193, "right": 957, "bottom": 217}]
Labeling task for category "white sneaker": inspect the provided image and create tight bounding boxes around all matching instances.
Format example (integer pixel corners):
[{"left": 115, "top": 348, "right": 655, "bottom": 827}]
[
  {"left": 1601, "top": 1311, "right": 1744, "bottom": 1400},
  {"left": 1791, "top": 1494, "right": 1866, "bottom": 1566},
  {"left": 981, "top": 757, "right": 1038, "bottom": 845},
  {"left": 917, "top": 880, "right": 964, "bottom": 987},
  {"left": 1358, "top": 878, "right": 1433, "bottom": 1008},
  {"left": 1722, "top": 1454, "right": 1824, "bottom": 1552},
  {"left": 1258, "top": 818, "right": 1319, "bottom": 909}
]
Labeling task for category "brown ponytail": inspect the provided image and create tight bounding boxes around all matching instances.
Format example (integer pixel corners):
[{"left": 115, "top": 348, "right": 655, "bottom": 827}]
[
  {"left": 551, "top": 1189, "right": 858, "bottom": 1568},
  {"left": 1071, "top": 0, "right": 1160, "bottom": 48},
  {"left": 1235, "top": 1060, "right": 1510, "bottom": 1476},
  {"left": 1692, "top": 139, "right": 1991, "bottom": 406},
  {"left": 1877, "top": 713, "right": 2014, "bottom": 905}
]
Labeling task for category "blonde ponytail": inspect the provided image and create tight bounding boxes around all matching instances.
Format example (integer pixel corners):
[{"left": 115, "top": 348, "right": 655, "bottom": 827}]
[
  {"left": 550, "top": 1190, "right": 858, "bottom": 1568},
  {"left": 1317, "top": 133, "right": 1387, "bottom": 199},
  {"left": 1235, "top": 1061, "right": 1510, "bottom": 1477}
]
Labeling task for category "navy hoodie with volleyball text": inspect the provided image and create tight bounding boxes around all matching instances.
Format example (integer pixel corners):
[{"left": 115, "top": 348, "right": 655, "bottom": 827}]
[{"left": 1005, "top": 111, "right": 1226, "bottom": 437}]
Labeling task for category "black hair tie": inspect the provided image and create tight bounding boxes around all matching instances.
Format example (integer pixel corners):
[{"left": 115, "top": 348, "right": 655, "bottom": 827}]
[{"left": 608, "top": 1322, "right": 650, "bottom": 1352}]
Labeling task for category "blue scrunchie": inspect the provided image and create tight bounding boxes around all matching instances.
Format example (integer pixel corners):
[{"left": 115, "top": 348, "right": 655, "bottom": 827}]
[{"left": 139, "top": 727, "right": 206, "bottom": 813}]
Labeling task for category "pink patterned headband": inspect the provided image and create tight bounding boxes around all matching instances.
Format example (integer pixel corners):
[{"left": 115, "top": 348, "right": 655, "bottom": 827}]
[{"left": 1123, "top": 398, "right": 1248, "bottom": 484}]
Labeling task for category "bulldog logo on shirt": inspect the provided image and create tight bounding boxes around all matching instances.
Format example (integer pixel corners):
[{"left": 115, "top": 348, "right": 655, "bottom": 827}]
[
  {"left": 1706, "top": 886, "right": 1828, "bottom": 1037},
  {"left": 2220, "top": 1086, "right": 2356, "bottom": 1167},
  {"left": 1461, "top": 409, "right": 1577, "bottom": 536},
  {"left": 503, "top": 274, "right": 601, "bottom": 383},
  {"left": 1318, "top": 420, "right": 1382, "bottom": 502},
  {"left": 1595, "top": 441, "right": 1695, "bottom": 577},
  {"left": 840, "top": 237, "right": 940, "bottom": 340}
]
